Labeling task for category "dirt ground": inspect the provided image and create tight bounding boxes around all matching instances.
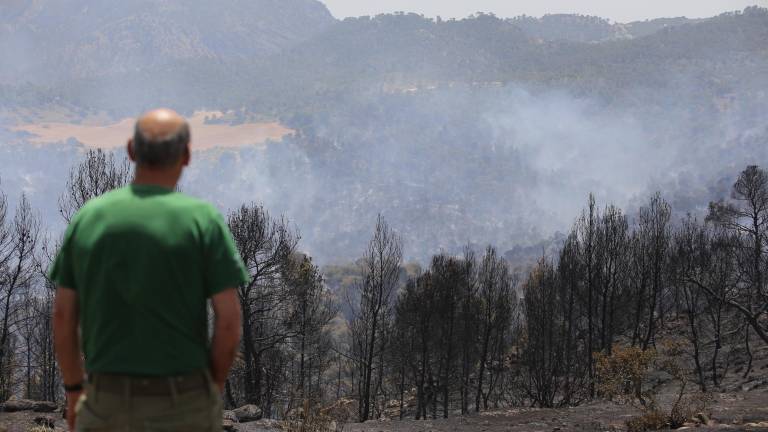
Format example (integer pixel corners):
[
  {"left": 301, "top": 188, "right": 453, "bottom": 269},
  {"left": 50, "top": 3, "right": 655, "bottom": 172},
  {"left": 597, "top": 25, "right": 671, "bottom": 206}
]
[
  {"left": 346, "top": 392, "right": 768, "bottom": 432},
  {"left": 2, "top": 391, "right": 767, "bottom": 432}
]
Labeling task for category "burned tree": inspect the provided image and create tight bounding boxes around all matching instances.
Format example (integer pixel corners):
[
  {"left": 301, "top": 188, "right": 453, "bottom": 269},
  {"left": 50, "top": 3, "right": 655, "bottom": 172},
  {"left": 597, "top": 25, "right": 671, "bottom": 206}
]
[
  {"left": 430, "top": 255, "right": 462, "bottom": 418},
  {"left": 457, "top": 248, "right": 480, "bottom": 414},
  {"left": 58, "top": 149, "right": 130, "bottom": 222},
  {"left": 597, "top": 204, "right": 629, "bottom": 355},
  {"left": 349, "top": 215, "right": 402, "bottom": 422},
  {"left": 555, "top": 231, "right": 588, "bottom": 405},
  {"left": 475, "top": 246, "right": 514, "bottom": 412},
  {"left": 523, "top": 257, "right": 563, "bottom": 407},
  {"left": 284, "top": 254, "right": 336, "bottom": 407},
  {"left": 0, "top": 195, "right": 40, "bottom": 400},
  {"left": 576, "top": 194, "right": 600, "bottom": 397},
  {"left": 17, "top": 289, "right": 58, "bottom": 401},
  {"left": 227, "top": 203, "right": 299, "bottom": 411},
  {"left": 393, "top": 271, "right": 434, "bottom": 419},
  {"left": 707, "top": 165, "right": 768, "bottom": 345},
  {"left": 670, "top": 216, "right": 711, "bottom": 391},
  {"left": 637, "top": 193, "right": 671, "bottom": 350}
]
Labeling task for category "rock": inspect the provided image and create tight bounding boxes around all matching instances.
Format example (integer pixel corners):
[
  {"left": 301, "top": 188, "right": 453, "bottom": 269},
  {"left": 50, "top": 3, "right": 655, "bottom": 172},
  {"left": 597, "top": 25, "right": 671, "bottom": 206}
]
[
  {"left": 33, "top": 401, "right": 58, "bottom": 412},
  {"left": 285, "top": 406, "right": 304, "bottom": 420},
  {"left": 1, "top": 398, "right": 57, "bottom": 413},
  {"left": 2, "top": 397, "right": 36, "bottom": 412},
  {"left": 233, "top": 404, "right": 263, "bottom": 422},
  {"left": 34, "top": 416, "right": 56, "bottom": 428},
  {"left": 381, "top": 392, "right": 418, "bottom": 420},
  {"left": 222, "top": 418, "right": 237, "bottom": 431},
  {"left": 223, "top": 410, "right": 239, "bottom": 423},
  {"left": 741, "top": 378, "right": 768, "bottom": 391},
  {"left": 251, "top": 418, "right": 282, "bottom": 429}
]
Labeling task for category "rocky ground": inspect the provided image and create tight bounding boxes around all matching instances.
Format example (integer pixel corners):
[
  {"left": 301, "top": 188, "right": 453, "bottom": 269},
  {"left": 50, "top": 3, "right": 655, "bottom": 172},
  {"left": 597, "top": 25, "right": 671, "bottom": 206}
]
[
  {"left": 1, "top": 390, "right": 768, "bottom": 432},
  {"left": 347, "top": 391, "right": 768, "bottom": 432},
  {"left": 3, "top": 333, "right": 768, "bottom": 432}
]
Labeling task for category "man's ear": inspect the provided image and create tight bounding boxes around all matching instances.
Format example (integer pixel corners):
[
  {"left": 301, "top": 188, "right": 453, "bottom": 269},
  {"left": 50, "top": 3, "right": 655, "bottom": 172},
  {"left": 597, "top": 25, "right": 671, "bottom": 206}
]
[
  {"left": 182, "top": 144, "right": 191, "bottom": 167},
  {"left": 127, "top": 139, "right": 136, "bottom": 162}
]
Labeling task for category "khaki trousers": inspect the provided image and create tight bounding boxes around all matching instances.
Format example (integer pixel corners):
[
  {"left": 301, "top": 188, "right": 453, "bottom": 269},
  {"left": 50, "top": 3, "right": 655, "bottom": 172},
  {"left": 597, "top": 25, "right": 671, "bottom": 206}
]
[{"left": 75, "top": 371, "right": 223, "bottom": 432}]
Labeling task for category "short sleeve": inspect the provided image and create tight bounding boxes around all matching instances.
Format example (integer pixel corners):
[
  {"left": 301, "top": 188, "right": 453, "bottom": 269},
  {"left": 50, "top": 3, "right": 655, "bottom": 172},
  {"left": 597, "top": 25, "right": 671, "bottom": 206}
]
[
  {"left": 48, "top": 220, "right": 79, "bottom": 290},
  {"left": 204, "top": 208, "right": 249, "bottom": 297}
]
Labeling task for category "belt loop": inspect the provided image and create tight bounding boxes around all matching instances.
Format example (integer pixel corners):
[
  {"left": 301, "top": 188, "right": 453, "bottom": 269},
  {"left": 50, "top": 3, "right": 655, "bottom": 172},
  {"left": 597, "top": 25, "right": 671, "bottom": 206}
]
[{"left": 169, "top": 377, "right": 179, "bottom": 406}]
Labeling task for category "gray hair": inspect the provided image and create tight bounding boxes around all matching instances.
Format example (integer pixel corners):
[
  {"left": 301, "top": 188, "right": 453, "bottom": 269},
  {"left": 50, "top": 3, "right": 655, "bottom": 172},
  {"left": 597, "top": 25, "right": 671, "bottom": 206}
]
[{"left": 131, "top": 122, "right": 190, "bottom": 167}]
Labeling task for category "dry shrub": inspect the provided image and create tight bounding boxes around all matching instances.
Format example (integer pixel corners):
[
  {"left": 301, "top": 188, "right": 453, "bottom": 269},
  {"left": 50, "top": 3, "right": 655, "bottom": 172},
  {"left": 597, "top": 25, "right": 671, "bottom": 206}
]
[
  {"left": 625, "top": 409, "right": 667, "bottom": 432},
  {"left": 319, "top": 397, "right": 356, "bottom": 426},
  {"left": 283, "top": 400, "right": 342, "bottom": 432},
  {"left": 596, "top": 343, "right": 712, "bottom": 431},
  {"left": 658, "top": 340, "right": 713, "bottom": 428},
  {"left": 283, "top": 416, "right": 337, "bottom": 432},
  {"left": 594, "top": 345, "right": 657, "bottom": 406},
  {"left": 668, "top": 389, "right": 713, "bottom": 428}
]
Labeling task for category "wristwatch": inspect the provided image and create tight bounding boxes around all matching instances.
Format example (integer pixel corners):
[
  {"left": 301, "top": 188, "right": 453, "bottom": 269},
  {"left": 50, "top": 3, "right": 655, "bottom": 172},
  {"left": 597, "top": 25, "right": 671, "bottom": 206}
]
[{"left": 63, "top": 381, "right": 84, "bottom": 393}]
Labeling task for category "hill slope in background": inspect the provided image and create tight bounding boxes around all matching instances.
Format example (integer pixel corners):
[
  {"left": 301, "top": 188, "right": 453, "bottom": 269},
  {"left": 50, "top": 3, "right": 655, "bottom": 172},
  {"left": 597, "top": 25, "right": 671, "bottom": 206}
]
[
  {"left": 265, "top": 8, "right": 766, "bottom": 93},
  {"left": 0, "top": 0, "right": 335, "bottom": 83},
  {"left": 509, "top": 14, "right": 703, "bottom": 42},
  {"left": 0, "top": 6, "right": 767, "bottom": 263},
  {"left": 3, "top": 7, "right": 765, "bottom": 116}
]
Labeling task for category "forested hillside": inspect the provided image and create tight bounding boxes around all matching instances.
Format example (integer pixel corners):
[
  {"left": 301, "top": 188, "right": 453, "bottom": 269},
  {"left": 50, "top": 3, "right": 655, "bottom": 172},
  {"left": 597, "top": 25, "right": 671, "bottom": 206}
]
[
  {"left": 1, "top": 7, "right": 767, "bottom": 262},
  {"left": 0, "top": 0, "right": 335, "bottom": 83},
  {"left": 4, "top": 152, "right": 768, "bottom": 431},
  {"left": 510, "top": 15, "right": 703, "bottom": 42}
]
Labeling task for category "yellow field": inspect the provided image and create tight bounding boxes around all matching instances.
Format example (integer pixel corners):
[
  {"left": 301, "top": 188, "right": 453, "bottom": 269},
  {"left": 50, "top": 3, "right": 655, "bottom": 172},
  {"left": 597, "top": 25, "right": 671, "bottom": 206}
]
[{"left": 11, "top": 111, "right": 293, "bottom": 150}]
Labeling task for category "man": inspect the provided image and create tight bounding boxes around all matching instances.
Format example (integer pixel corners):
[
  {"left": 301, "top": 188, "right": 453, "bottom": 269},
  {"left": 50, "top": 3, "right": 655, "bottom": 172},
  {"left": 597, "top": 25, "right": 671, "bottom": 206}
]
[{"left": 51, "top": 108, "right": 248, "bottom": 431}]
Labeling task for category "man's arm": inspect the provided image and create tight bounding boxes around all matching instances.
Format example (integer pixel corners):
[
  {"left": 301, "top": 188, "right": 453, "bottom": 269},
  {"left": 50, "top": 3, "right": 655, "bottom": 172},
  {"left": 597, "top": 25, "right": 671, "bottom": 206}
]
[
  {"left": 53, "top": 287, "right": 84, "bottom": 386},
  {"left": 210, "top": 288, "right": 242, "bottom": 392},
  {"left": 53, "top": 286, "right": 84, "bottom": 431}
]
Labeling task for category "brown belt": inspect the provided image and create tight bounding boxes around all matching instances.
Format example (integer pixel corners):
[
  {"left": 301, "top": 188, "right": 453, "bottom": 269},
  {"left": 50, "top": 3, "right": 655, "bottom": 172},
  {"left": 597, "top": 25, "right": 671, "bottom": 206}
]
[{"left": 89, "top": 371, "right": 209, "bottom": 396}]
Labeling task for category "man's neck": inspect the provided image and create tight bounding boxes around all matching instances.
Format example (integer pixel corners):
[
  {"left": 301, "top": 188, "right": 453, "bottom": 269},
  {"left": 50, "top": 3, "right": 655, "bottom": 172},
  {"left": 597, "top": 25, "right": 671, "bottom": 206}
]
[{"left": 133, "top": 166, "right": 179, "bottom": 190}]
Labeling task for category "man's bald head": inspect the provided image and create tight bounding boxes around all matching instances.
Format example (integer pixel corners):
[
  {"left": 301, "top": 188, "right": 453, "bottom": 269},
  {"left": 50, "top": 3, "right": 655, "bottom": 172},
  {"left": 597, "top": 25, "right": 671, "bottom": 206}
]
[{"left": 131, "top": 109, "right": 190, "bottom": 168}]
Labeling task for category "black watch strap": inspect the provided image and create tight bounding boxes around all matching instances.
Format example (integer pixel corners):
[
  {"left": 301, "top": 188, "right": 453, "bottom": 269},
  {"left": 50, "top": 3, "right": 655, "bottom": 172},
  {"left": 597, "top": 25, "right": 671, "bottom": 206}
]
[{"left": 64, "top": 381, "right": 84, "bottom": 393}]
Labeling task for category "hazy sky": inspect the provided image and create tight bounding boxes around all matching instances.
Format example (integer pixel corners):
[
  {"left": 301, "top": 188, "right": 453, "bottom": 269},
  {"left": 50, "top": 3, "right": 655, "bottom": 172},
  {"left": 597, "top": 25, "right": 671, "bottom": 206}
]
[{"left": 321, "top": 0, "right": 766, "bottom": 23}]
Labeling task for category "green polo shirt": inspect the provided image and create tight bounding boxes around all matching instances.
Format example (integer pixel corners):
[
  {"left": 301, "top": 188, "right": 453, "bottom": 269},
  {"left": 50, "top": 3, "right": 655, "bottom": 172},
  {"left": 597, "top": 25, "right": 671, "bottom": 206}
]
[{"left": 49, "top": 184, "right": 249, "bottom": 376}]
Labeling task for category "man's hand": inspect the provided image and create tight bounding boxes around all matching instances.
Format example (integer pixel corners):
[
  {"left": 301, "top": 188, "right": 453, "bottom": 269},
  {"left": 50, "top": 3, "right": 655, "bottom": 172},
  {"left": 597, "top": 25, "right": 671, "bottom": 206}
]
[
  {"left": 53, "top": 287, "right": 85, "bottom": 430},
  {"left": 65, "top": 389, "right": 83, "bottom": 431},
  {"left": 210, "top": 288, "right": 242, "bottom": 393}
]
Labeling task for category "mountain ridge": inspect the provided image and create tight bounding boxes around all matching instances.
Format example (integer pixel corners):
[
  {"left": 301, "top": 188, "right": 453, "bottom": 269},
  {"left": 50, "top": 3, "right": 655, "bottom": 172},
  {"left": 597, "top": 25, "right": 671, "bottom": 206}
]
[{"left": 0, "top": 0, "right": 336, "bottom": 83}]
